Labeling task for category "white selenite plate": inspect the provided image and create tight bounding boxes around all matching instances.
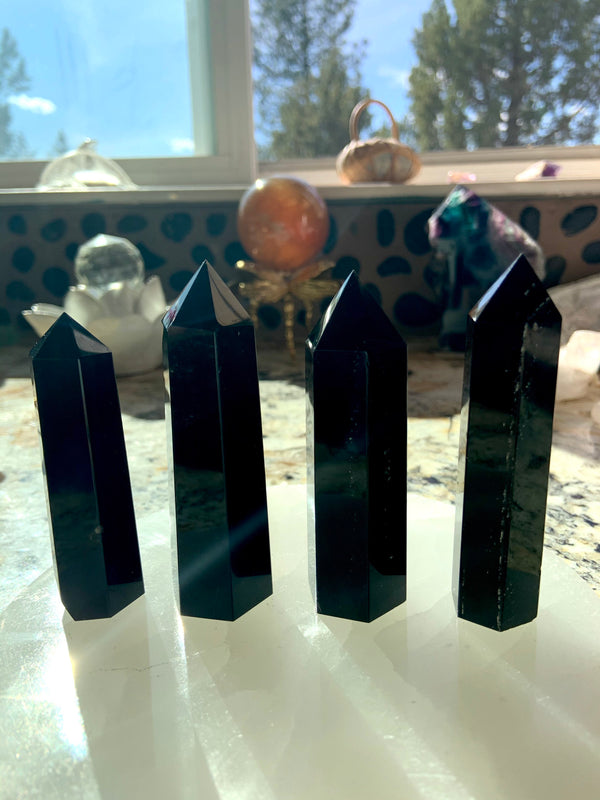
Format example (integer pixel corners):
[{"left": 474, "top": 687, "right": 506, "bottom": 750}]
[{"left": 1, "top": 486, "right": 599, "bottom": 800}]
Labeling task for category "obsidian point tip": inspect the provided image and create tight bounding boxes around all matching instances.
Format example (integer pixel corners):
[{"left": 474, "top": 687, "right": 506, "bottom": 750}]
[
  {"left": 309, "top": 270, "right": 403, "bottom": 351},
  {"left": 471, "top": 254, "right": 560, "bottom": 325},
  {"left": 163, "top": 259, "right": 249, "bottom": 331},
  {"left": 30, "top": 312, "right": 109, "bottom": 361}
]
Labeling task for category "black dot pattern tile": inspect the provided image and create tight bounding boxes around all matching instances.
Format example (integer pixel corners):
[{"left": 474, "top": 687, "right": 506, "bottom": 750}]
[
  {"left": 377, "top": 256, "right": 411, "bottom": 277},
  {"left": 393, "top": 292, "right": 442, "bottom": 327},
  {"left": 41, "top": 219, "right": 67, "bottom": 242},
  {"left": 376, "top": 209, "right": 395, "bottom": 247},
  {"left": 544, "top": 255, "right": 567, "bottom": 287},
  {"left": 6, "top": 281, "right": 35, "bottom": 303},
  {"left": 207, "top": 213, "right": 227, "bottom": 237},
  {"left": 0, "top": 197, "right": 597, "bottom": 338},
  {"left": 224, "top": 241, "right": 248, "bottom": 266},
  {"left": 12, "top": 247, "right": 35, "bottom": 273},
  {"left": 136, "top": 242, "right": 166, "bottom": 271},
  {"left": 161, "top": 212, "right": 193, "bottom": 242},
  {"left": 191, "top": 244, "right": 215, "bottom": 265},
  {"left": 8, "top": 214, "right": 27, "bottom": 235},
  {"left": 65, "top": 242, "right": 79, "bottom": 261},
  {"left": 323, "top": 214, "right": 337, "bottom": 254},
  {"left": 257, "top": 304, "right": 282, "bottom": 329},
  {"left": 42, "top": 267, "right": 70, "bottom": 298},
  {"left": 519, "top": 206, "right": 540, "bottom": 240},
  {"left": 561, "top": 205, "right": 597, "bottom": 237},
  {"left": 169, "top": 270, "right": 195, "bottom": 292},
  {"left": 118, "top": 215, "right": 148, "bottom": 234},
  {"left": 404, "top": 208, "right": 435, "bottom": 255},
  {"left": 81, "top": 213, "right": 106, "bottom": 238},
  {"left": 582, "top": 241, "right": 600, "bottom": 264}
]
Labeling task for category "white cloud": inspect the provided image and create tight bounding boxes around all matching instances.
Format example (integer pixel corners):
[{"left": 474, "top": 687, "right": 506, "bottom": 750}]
[
  {"left": 170, "top": 137, "right": 195, "bottom": 154},
  {"left": 9, "top": 94, "right": 57, "bottom": 115},
  {"left": 377, "top": 67, "right": 411, "bottom": 90}
]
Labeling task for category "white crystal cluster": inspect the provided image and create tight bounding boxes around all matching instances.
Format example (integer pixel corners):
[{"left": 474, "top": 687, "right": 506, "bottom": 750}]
[{"left": 23, "top": 235, "right": 167, "bottom": 375}]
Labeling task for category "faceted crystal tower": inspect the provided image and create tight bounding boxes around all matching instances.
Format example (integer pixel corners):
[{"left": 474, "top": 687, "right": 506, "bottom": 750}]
[
  {"left": 163, "top": 261, "right": 272, "bottom": 620},
  {"left": 30, "top": 314, "right": 144, "bottom": 620},
  {"left": 453, "top": 255, "right": 561, "bottom": 631},
  {"left": 306, "top": 272, "right": 407, "bottom": 622}
]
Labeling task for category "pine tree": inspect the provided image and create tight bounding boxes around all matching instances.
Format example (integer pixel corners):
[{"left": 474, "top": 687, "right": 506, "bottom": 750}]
[
  {"left": 50, "top": 129, "right": 69, "bottom": 157},
  {"left": 0, "top": 28, "right": 30, "bottom": 158},
  {"left": 252, "top": 0, "right": 368, "bottom": 158},
  {"left": 409, "top": 0, "right": 600, "bottom": 150}
]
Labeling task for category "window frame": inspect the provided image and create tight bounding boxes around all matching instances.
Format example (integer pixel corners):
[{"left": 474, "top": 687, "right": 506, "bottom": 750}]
[
  {"left": 0, "top": 0, "right": 256, "bottom": 190},
  {"left": 1, "top": 1, "right": 600, "bottom": 197}
]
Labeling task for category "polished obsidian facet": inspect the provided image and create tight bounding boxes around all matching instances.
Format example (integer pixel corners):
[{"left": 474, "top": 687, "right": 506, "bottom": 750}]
[
  {"left": 163, "top": 261, "right": 272, "bottom": 620},
  {"left": 453, "top": 255, "right": 561, "bottom": 631},
  {"left": 306, "top": 271, "right": 407, "bottom": 622},
  {"left": 30, "top": 314, "right": 144, "bottom": 620}
]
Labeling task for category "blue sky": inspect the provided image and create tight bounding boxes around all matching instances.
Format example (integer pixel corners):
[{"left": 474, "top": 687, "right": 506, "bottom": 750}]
[{"left": 3, "top": 0, "right": 427, "bottom": 160}]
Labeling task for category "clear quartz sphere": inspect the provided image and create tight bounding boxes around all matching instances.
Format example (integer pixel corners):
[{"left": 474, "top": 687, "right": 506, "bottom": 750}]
[{"left": 75, "top": 234, "right": 145, "bottom": 288}]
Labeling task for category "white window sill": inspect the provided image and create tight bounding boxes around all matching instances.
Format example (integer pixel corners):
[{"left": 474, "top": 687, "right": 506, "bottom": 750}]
[{"left": 1, "top": 145, "right": 600, "bottom": 204}]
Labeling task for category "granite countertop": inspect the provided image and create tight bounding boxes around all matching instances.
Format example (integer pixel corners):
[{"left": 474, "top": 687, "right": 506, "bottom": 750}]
[{"left": 1, "top": 338, "right": 599, "bottom": 615}]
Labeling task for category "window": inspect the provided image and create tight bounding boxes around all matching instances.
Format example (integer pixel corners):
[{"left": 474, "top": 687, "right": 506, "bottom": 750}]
[
  {"left": 2, "top": 0, "right": 600, "bottom": 193},
  {"left": 0, "top": 0, "right": 255, "bottom": 187}
]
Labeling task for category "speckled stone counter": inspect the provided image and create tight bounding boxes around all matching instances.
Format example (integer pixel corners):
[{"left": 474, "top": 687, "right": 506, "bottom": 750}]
[{"left": 1, "top": 337, "right": 599, "bottom": 617}]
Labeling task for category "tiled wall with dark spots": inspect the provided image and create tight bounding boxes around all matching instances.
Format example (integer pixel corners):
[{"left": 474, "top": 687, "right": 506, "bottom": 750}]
[{"left": 1, "top": 194, "right": 600, "bottom": 346}]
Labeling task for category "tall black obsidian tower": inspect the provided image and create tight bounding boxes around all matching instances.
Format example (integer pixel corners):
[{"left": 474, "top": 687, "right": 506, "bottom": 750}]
[
  {"left": 306, "top": 271, "right": 407, "bottom": 622},
  {"left": 163, "top": 261, "right": 272, "bottom": 620},
  {"left": 30, "top": 314, "right": 144, "bottom": 620},
  {"left": 453, "top": 255, "right": 561, "bottom": 631}
]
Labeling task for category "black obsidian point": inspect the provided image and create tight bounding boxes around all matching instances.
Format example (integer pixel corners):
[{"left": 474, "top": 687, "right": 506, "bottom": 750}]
[
  {"left": 306, "top": 271, "right": 407, "bottom": 623},
  {"left": 30, "top": 314, "right": 144, "bottom": 620},
  {"left": 163, "top": 261, "right": 272, "bottom": 620},
  {"left": 453, "top": 255, "right": 561, "bottom": 631}
]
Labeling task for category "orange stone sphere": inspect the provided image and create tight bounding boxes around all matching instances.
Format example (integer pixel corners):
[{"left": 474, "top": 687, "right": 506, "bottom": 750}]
[{"left": 237, "top": 177, "right": 330, "bottom": 272}]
